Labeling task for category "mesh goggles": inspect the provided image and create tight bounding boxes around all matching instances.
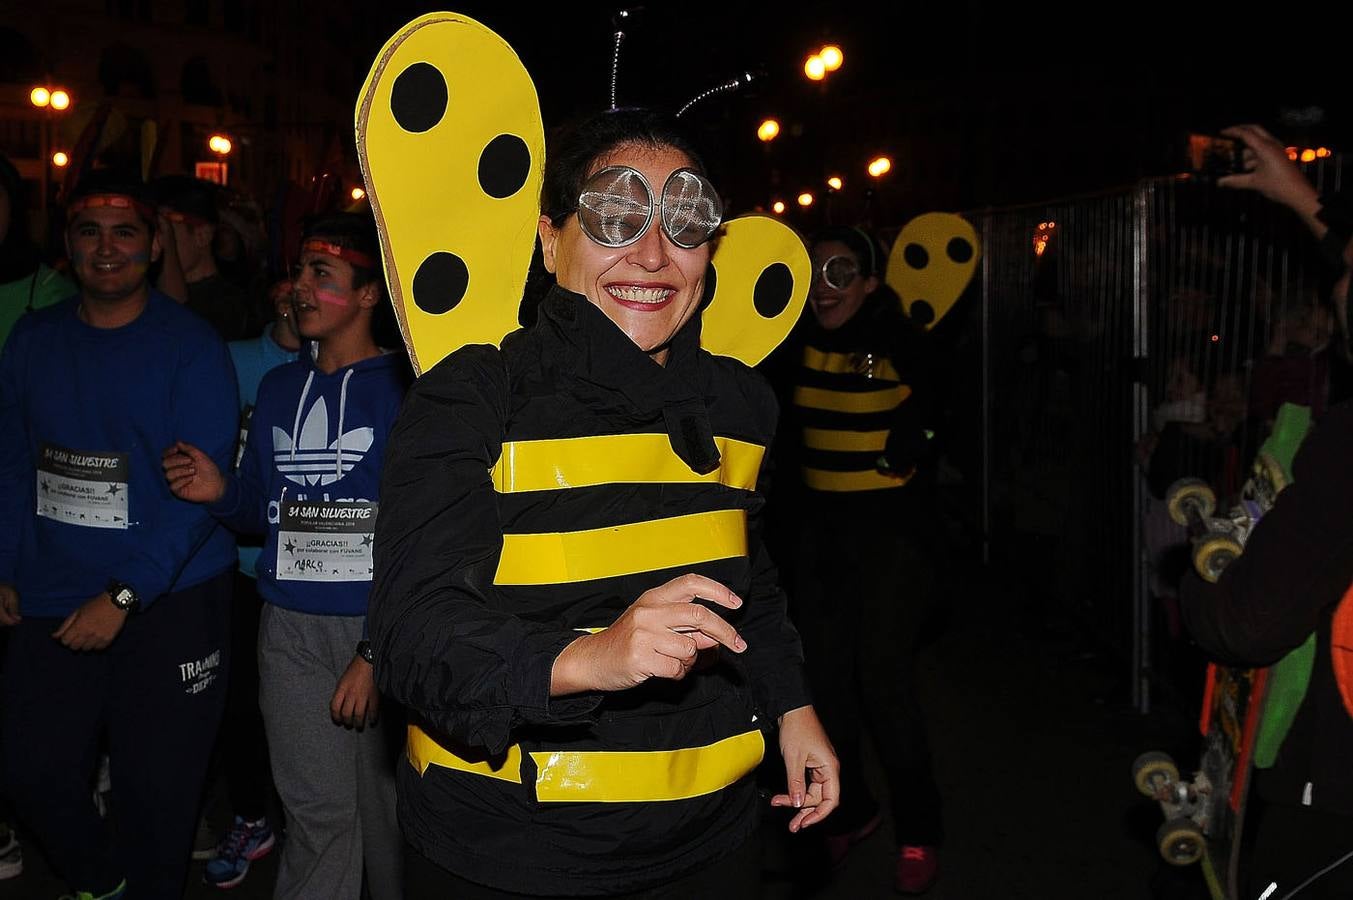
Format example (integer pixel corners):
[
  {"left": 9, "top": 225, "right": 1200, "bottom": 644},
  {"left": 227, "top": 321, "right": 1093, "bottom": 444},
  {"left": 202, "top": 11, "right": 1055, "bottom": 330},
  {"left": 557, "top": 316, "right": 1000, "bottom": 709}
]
[
  {"left": 812, "top": 254, "right": 861, "bottom": 291},
  {"left": 576, "top": 166, "right": 723, "bottom": 249}
]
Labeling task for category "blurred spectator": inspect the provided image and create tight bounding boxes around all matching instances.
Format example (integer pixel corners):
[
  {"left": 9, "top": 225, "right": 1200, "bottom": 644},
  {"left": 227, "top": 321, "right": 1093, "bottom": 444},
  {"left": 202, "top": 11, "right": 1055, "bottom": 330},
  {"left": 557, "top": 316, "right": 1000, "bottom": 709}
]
[
  {"left": 0, "top": 169, "right": 237, "bottom": 900},
  {"left": 1180, "top": 124, "right": 1353, "bottom": 899},
  {"left": 151, "top": 175, "right": 254, "bottom": 341},
  {"left": 778, "top": 225, "right": 944, "bottom": 894},
  {"left": 0, "top": 153, "right": 74, "bottom": 347},
  {"left": 194, "top": 277, "right": 303, "bottom": 888}
]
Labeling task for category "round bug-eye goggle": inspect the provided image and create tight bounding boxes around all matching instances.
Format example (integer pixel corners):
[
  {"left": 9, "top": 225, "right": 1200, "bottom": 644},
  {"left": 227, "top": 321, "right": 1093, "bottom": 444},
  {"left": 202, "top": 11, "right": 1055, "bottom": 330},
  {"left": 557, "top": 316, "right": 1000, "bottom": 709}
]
[
  {"left": 812, "top": 254, "right": 861, "bottom": 291},
  {"left": 576, "top": 166, "right": 723, "bottom": 249}
]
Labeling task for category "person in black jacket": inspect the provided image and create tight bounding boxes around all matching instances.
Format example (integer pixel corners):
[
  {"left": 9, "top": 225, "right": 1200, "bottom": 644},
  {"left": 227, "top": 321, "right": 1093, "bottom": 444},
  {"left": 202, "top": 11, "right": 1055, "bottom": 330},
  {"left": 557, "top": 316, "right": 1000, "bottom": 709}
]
[
  {"left": 368, "top": 108, "right": 837, "bottom": 899},
  {"left": 780, "top": 226, "right": 944, "bottom": 895},
  {"left": 1182, "top": 124, "right": 1353, "bottom": 900}
]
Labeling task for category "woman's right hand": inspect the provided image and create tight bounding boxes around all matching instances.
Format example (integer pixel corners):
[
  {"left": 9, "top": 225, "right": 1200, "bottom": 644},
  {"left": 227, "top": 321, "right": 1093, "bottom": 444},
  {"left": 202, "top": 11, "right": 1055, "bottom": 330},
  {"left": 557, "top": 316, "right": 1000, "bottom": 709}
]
[
  {"left": 550, "top": 573, "right": 746, "bottom": 695},
  {"left": 162, "top": 440, "right": 227, "bottom": 505}
]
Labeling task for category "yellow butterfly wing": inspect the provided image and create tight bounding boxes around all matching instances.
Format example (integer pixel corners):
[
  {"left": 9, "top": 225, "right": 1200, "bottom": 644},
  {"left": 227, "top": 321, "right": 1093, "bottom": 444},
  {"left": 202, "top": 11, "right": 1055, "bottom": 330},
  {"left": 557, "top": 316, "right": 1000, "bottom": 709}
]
[
  {"left": 702, "top": 216, "right": 810, "bottom": 366},
  {"left": 885, "top": 212, "right": 981, "bottom": 330},
  {"left": 356, "top": 12, "right": 544, "bottom": 374}
]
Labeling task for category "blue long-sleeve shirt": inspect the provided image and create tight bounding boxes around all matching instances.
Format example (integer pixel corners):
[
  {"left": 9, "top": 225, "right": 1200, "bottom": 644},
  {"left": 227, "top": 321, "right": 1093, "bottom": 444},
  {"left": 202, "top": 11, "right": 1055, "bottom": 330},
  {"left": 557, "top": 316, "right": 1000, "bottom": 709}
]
[
  {"left": 228, "top": 323, "right": 302, "bottom": 579},
  {"left": 0, "top": 292, "right": 238, "bottom": 615}
]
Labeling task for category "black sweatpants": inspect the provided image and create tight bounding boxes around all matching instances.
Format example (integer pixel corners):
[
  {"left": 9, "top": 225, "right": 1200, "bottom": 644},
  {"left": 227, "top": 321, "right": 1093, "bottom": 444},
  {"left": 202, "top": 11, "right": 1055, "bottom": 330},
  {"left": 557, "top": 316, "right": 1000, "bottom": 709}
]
[
  {"left": 0, "top": 570, "right": 230, "bottom": 899},
  {"left": 222, "top": 571, "right": 273, "bottom": 821},
  {"left": 792, "top": 517, "right": 944, "bottom": 846}
]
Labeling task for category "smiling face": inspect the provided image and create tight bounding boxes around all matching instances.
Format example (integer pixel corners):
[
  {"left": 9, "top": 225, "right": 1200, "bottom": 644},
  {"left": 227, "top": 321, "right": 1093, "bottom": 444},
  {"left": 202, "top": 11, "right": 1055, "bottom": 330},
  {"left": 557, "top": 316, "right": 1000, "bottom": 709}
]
[
  {"left": 290, "top": 246, "right": 377, "bottom": 342},
  {"left": 809, "top": 239, "right": 877, "bottom": 331},
  {"left": 66, "top": 204, "right": 160, "bottom": 305},
  {"left": 537, "top": 143, "right": 710, "bottom": 366}
]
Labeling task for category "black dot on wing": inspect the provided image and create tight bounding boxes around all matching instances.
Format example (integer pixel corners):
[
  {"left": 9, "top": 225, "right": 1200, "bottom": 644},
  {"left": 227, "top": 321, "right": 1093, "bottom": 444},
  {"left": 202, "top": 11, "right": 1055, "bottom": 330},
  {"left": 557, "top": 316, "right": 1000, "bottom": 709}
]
[
  {"left": 412, "top": 252, "right": 469, "bottom": 315},
  {"left": 753, "top": 263, "right": 794, "bottom": 319},
  {"left": 904, "top": 243, "right": 930, "bottom": 270},
  {"left": 947, "top": 237, "right": 974, "bottom": 263},
  {"left": 390, "top": 63, "right": 448, "bottom": 133},
  {"left": 478, "top": 135, "right": 532, "bottom": 199},
  {"left": 910, "top": 300, "right": 936, "bottom": 326},
  {"left": 700, "top": 261, "right": 717, "bottom": 310}
]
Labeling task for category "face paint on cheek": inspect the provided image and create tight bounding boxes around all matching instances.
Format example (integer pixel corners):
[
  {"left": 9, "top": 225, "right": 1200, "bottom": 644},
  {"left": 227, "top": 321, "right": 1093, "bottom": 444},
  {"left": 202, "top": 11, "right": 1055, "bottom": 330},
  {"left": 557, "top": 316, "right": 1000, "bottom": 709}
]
[{"left": 314, "top": 283, "right": 352, "bottom": 307}]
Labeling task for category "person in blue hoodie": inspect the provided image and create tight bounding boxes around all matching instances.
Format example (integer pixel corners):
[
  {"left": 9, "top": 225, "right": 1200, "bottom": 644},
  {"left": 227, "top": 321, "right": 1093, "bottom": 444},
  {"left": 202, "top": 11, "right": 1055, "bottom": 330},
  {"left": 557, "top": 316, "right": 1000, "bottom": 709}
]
[
  {"left": 0, "top": 170, "right": 238, "bottom": 900},
  {"left": 194, "top": 277, "right": 302, "bottom": 888},
  {"left": 164, "top": 213, "right": 406, "bottom": 900}
]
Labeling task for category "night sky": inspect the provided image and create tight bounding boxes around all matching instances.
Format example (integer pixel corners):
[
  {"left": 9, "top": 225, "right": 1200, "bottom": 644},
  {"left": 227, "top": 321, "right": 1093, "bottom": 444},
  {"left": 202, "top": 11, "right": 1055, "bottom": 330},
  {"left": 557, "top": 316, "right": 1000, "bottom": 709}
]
[{"left": 359, "top": 1, "right": 1351, "bottom": 227}]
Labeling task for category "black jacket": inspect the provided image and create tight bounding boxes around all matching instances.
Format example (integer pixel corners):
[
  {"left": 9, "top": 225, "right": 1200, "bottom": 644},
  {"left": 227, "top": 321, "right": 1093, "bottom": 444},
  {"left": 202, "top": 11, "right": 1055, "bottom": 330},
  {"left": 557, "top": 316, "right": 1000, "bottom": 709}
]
[
  {"left": 369, "top": 287, "right": 810, "bottom": 894},
  {"left": 1183, "top": 400, "right": 1353, "bottom": 815}
]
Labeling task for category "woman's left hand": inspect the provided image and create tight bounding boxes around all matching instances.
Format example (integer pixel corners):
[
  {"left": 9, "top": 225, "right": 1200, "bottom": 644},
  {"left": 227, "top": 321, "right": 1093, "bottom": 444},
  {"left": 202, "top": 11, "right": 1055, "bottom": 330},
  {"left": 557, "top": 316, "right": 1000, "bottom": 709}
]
[{"left": 770, "top": 705, "right": 839, "bottom": 832}]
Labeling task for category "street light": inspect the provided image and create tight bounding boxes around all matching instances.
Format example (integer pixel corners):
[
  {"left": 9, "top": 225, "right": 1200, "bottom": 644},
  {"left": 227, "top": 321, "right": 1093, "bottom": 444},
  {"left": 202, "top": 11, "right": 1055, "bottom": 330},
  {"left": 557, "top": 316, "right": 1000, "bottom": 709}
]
[
  {"left": 867, "top": 156, "right": 892, "bottom": 178},
  {"left": 804, "top": 55, "right": 826, "bottom": 81},
  {"left": 757, "top": 118, "right": 781, "bottom": 142},
  {"left": 51, "top": 151, "right": 69, "bottom": 168},
  {"left": 819, "top": 46, "right": 843, "bottom": 72},
  {"left": 208, "top": 134, "right": 233, "bottom": 155},
  {"left": 827, "top": 176, "right": 843, "bottom": 191},
  {"left": 30, "top": 84, "right": 73, "bottom": 222},
  {"left": 351, "top": 187, "right": 366, "bottom": 201},
  {"left": 797, "top": 192, "right": 814, "bottom": 207},
  {"left": 772, "top": 200, "right": 786, "bottom": 215}
]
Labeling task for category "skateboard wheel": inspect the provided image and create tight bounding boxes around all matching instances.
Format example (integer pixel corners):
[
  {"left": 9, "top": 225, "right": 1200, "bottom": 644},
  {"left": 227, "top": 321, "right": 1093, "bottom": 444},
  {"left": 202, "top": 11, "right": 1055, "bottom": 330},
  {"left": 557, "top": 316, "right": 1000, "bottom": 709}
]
[
  {"left": 1194, "top": 534, "right": 1243, "bottom": 583},
  {"left": 1255, "top": 452, "right": 1287, "bottom": 494},
  {"left": 1166, "top": 478, "right": 1215, "bottom": 526},
  {"left": 1156, "top": 818, "right": 1205, "bottom": 866},
  {"left": 1131, "top": 751, "right": 1179, "bottom": 798}
]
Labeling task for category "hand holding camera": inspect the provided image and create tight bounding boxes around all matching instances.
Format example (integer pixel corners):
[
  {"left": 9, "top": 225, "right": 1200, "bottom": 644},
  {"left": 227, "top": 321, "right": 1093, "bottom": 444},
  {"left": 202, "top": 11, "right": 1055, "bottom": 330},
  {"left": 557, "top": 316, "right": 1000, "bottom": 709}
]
[{"left": 1213, "top": 124, "right": 1321, "bottom": 221}]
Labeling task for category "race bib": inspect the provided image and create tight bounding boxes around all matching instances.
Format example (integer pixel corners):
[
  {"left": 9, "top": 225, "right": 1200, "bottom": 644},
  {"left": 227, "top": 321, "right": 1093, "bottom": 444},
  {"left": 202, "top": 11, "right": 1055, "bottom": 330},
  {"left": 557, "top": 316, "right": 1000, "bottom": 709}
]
[
  {"left": 36, "top": 443, "right": 129, "bottom": 530},
  {"left": 276, "top": 499, "right": 378, "bottom": 582}
]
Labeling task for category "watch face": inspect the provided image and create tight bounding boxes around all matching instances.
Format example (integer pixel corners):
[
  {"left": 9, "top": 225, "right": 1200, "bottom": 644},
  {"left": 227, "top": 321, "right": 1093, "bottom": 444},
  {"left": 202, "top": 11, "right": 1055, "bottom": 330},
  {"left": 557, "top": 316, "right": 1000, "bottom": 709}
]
[{"left": 113, "top": 587, "right": 136, "bottom": 608}]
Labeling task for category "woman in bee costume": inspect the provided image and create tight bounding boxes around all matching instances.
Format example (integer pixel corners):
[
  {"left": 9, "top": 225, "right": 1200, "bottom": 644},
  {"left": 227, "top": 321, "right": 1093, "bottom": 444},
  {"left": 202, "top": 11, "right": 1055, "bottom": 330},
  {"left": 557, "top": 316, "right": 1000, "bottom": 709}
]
[{"left": 359, "top": 13, "right": 837, "bottom": 898}]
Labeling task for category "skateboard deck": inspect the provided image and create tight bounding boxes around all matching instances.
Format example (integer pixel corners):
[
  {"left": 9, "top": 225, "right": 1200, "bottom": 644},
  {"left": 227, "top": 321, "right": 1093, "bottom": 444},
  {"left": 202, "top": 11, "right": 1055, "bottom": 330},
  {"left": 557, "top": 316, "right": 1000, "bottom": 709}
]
[{"left": 1134, "top": 403, "right": 1311, "bottom": 899}]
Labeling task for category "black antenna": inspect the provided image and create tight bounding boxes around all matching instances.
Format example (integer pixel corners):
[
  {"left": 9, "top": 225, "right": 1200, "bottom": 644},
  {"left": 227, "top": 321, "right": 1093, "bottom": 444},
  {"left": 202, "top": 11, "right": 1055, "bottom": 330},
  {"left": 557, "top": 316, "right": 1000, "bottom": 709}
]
[
  {"left": 675, "top": 70, "right": 757, "bottom": 119},
  {"left": 610, "top": 8, "right": 642, "bottom": 110}
]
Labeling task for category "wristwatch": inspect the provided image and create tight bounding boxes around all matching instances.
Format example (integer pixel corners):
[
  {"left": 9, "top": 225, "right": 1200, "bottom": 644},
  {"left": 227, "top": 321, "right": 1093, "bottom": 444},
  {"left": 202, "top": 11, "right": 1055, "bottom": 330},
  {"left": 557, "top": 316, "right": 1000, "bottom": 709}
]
[
  {"left": 356, "top": 639, "right": 374, "bottom": 665},
  {"left": 107, "top": 580, "right": 140, "bottom": 614}
]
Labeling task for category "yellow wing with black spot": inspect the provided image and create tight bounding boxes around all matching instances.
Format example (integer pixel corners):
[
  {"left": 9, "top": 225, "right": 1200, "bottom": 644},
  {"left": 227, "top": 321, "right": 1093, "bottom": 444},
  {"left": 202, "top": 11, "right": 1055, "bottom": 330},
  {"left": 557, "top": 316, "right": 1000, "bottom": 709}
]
[
  {"left": 702, "top": 216, "right": 810, "bottom": 366},
  {"left": 356, "top": 12, "right": 544, "bottom": 375},
  {"left": 885, "top": 212, "right": 981, "bottom": 330}
]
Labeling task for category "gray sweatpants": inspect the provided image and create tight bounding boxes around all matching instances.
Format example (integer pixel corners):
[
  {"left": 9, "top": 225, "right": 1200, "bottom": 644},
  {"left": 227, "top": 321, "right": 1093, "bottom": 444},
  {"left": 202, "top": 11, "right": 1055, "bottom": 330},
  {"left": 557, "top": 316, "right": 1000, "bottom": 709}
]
[{"left": 259, "top": 605, "right": 403, "bottom": 900}]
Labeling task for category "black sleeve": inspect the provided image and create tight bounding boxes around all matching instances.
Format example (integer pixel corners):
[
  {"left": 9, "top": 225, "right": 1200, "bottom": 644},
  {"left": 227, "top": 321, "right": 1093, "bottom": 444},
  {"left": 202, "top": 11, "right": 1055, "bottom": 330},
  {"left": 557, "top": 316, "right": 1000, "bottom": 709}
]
[
  {"left": 1181, "top": 404, "right": 1353, "bottom": 665},
  {"left": 729, "top": 380, "right": 812, "bottom": 722},
  {"left": 882, "top": 318, "right": 939, "bottom": 474},
  {"left": 368, "top": 347, "right": 600, "bottom": 754}
]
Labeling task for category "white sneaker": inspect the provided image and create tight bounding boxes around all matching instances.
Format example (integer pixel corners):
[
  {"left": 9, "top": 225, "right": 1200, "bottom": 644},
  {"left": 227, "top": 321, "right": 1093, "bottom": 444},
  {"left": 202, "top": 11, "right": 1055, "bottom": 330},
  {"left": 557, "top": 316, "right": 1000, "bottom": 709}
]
[{"left": 0, "top": 827, "right": 23, "bottom": 880}]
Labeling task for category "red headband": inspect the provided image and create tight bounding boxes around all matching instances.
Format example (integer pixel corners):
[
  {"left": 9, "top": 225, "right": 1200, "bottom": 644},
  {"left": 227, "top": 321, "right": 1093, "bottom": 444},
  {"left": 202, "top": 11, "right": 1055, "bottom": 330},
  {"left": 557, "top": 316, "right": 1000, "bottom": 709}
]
[
  {"left": 161, "top": 209, "right": 212, "bottom": 228},
  {"left": 68, "top": 193, "right": 156, "bottom": 223},
  {"left": 302, "top": 239, "right": 376, "bottom": 269}
]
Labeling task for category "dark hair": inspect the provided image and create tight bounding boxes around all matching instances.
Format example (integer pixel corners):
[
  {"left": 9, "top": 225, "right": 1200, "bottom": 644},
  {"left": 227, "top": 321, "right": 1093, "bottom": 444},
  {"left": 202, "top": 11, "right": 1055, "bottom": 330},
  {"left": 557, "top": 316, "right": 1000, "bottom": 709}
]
[
  {"left": 148, "top": 174, "right": 219, "bottom": 225},
  {"left": 0, "top": 151, "right": 40, "bottom": 282},
  {"left": 540, "top": 107, "right": 707, "bottom": 226},
  {"left": 812, "top": 225, "right": 884, "bottom": 280},
  {"left": 300, "top": 212, "right": 382, "bottom": 289},
  {"left": 66, "top": 169, "right": 157, "bottom": 230}
]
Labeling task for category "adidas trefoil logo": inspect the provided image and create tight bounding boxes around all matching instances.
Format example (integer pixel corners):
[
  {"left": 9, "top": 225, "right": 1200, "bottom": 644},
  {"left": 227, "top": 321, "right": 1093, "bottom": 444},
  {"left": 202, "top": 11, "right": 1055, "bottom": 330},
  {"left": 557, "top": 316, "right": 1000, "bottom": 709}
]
[{"left": 273, "top": 397, "right": 374, "bottom": 487}]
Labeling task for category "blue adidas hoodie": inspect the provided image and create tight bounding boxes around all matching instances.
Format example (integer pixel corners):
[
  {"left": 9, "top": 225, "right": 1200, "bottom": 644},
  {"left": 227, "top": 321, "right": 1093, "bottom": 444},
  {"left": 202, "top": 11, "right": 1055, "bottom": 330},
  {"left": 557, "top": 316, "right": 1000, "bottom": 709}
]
[
  {"left": 210, "top": 350, "right": 406, "bottom": 616},
  {"left": 0, "top": 293, "right": 238, "bottom": 616}
]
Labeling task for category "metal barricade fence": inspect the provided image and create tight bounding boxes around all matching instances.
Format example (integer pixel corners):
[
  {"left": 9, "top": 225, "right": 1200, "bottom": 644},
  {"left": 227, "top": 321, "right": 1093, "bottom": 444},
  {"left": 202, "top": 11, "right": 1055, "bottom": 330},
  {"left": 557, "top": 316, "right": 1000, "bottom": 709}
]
[{"left": 968, "top": 156, "right": 1346, "bottom": 713}]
